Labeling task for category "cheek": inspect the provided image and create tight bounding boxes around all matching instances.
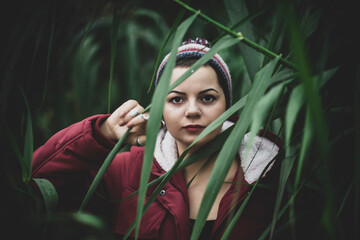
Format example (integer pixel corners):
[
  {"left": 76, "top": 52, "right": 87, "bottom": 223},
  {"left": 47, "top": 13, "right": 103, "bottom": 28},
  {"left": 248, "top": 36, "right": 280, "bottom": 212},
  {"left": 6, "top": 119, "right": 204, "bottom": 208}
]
[
  {"left": 208, "top": 105, "right": 226, "bottom": 120},
  {"left": 163, "top": 104, "right": 179, "bottom": 127}
]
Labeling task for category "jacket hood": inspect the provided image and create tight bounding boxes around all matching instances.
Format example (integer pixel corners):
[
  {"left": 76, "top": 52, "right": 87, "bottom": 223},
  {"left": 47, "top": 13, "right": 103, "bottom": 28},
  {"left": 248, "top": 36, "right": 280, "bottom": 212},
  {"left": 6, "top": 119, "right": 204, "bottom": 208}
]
[{"left": 154, "top": 121, "right": 280, "bottom": 183}]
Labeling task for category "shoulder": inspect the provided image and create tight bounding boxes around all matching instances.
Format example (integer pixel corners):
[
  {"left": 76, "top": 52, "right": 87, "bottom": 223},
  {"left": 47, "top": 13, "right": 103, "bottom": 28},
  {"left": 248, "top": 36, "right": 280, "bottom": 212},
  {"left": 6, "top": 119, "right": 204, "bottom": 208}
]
[
  {"left": 239, "top": 130, "right": 282, "bottom": 184},
  {"left": 111, "top": 146, "right": 145, "bottom": 169}
]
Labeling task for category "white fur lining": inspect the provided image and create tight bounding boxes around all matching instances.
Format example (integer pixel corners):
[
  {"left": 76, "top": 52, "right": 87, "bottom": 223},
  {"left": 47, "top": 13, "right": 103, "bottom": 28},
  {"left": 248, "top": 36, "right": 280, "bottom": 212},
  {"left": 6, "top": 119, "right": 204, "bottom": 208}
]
[{"left": 153, "top": 121, "right": 279, "bottom": 183}]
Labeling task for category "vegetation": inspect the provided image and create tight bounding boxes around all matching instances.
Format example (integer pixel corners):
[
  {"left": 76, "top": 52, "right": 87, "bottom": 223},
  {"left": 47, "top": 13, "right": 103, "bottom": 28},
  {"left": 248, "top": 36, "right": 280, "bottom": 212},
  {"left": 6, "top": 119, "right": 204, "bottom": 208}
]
[{"left": 1, "top": 0, "right": 358, "bottom": 239}]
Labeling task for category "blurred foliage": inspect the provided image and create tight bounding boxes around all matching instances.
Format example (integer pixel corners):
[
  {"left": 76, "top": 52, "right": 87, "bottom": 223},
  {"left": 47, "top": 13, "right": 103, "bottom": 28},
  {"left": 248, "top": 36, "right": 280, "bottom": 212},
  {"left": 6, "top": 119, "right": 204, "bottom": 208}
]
[{"left": 1, "top": 0, "right": 358, "bottom": 239}]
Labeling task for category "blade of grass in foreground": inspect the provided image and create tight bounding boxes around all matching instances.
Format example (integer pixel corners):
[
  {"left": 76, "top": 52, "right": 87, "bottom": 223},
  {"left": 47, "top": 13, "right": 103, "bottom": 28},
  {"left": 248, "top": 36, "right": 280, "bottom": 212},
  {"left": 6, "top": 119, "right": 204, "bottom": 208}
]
[
  {"left": 224, "top": 0, "right": 260, "bottom": 81},
  {"left": 33, "top": 178, "right": 59, "bottom": 212},
  {"left": 245, "top": 82, "right": 286, "bottom": 159},
  {"left": 147, "top": 0, "right": 189, "bottom": 93},
  {"left": 269, "top": 147, "right": 296, "bottom": 239},
  {"left": 221, "top": 158, "right": 276, "bottom": 240},
  {"left": 78, "top": 129, "right": 130, "bottom": 212},
  {"left": 134, "top": 12, "right": 198, "bottom": 239},
  {"left": 108, "top": 10, "right": 121, "bottom": 113},
  {"left": 18, "top": 83, "right": 33, "bottom": 184},
  {"left": 222, "top": 65, "right": 288, "bottom": 240},
  {"left": 190, "top": 56, "right": 280, "bottom": 240}
]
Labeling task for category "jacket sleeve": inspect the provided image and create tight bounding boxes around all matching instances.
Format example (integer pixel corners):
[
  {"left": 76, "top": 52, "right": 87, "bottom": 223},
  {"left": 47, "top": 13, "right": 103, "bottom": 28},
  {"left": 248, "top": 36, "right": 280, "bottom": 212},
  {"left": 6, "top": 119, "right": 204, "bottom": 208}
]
[{"left": 32, "top": 114, "right": 116, "bottom": 210}]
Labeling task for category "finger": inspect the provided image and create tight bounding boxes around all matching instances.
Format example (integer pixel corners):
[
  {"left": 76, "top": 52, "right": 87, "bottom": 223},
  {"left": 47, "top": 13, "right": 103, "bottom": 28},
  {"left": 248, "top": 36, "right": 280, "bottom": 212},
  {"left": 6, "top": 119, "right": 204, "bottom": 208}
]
[
  {"left": 135, "top": 135, "right": 146, "bottom": 146},
  {"left": 122, "top": 105, "right": 145, "bottom": 125},
  {"left": 110, "top": 100, "right": 144, "bottom": 126},
  {"left": 126, "top": 112, "right": 149, "bottom": 128},
  {"left": 111, "top": 100, "right": 138, "bottom": 120},
  {"left": 126, "top": 130, "right": 146, "bottom": 146}
]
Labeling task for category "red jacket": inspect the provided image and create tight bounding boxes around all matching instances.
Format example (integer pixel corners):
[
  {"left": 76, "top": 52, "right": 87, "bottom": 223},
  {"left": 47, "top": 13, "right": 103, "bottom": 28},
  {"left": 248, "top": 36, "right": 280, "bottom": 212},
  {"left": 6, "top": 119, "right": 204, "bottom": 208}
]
[{"left": 32, "top": 115, "right": 282, "bottom": 240}]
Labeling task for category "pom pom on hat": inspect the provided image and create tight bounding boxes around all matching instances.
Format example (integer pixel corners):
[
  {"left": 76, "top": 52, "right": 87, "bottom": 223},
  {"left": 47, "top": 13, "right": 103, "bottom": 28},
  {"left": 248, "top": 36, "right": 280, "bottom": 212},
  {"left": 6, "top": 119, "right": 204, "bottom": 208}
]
[{"left": 155, "top": 37, "right": 232, "bottom": 109}]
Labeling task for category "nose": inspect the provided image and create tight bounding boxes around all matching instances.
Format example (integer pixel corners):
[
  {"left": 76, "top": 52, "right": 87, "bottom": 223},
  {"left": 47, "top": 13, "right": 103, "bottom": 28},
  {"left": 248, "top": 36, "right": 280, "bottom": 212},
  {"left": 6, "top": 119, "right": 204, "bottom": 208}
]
[{"left": 185, "top": 100, "right": 201, "bottom": 118}]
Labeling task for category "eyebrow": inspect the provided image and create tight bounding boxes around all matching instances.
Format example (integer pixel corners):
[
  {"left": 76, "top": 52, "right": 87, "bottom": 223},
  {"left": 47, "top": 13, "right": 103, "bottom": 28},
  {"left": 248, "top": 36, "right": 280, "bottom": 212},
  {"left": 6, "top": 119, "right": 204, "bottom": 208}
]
[{"left": 169, "top": 88, "right": 219, "bottom": 95}]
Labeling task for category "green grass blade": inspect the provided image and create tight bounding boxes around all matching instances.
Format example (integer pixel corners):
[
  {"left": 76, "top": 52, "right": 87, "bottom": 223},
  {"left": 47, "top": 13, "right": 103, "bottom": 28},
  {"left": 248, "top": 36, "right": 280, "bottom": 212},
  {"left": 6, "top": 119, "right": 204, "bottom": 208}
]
[
  {"left": 221, "top": 159, "right": 276, "bottom": 240},
  {"left": 224, "top": 0, "right": 260, "bottom": 81},
  {"left": 259, "top": 164, "right": 300, "bottom": 240},
  {"left": 335, "top": 178, "right": 354, "bottom": 221},
  {"left": 267, "top": 83, "right": 305, "bottom": 238},
  {"left": 211, "top": 8, "right": 266, "bottom": 45},
  {"left": 294, "top": 108, "right": 313, "bottom": 188},
  {"left": 285, "top": 84, "right": 305, "bottom": 147},
  {"left": 108, "top": 10, "right": 121, "bottom": 113},
  {"left": 126, "top": 22, "right": 139, "bottom": 100},
  {"left": 40, "top": 9, "right": 55, "bottom": 109},
  {"left": 33, "top": 178, "right": 59, "bottom": 212},
  {"left": 318, "top": 67, "right": 338, "bottom": 89},
  {"left": 286, "top": 7, "right": 333, "bottom": 235},
  {"left": 269, "top": 149, "right": 296, "bottom": 239},
  {"left": 78, "top": 129, "right": 130, "bottom": 212},
  {"left": 245, "top": 82, "right": 286, "bottom": 158},
  {"left": 134, "top": 12, "right": 199, "bottom": 239},
  {"left": 147, "top": 0, "right": 188, "bottom": 93},
  {"left": 23, "top": 107, "right": 33, "bottom": 184},
  {"left": 190, "top": 56, "right": 280, "bottom": 240},
  {"left": 17, "top": 83, "right": 33, "bottom": 184}
]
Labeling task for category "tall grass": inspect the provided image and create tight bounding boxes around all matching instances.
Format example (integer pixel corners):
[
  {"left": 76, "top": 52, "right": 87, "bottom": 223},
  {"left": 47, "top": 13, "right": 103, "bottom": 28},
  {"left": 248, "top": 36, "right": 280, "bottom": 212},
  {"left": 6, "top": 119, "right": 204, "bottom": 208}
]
[{"left": 1, "top": 0, "right": 357, "bottom": 239}]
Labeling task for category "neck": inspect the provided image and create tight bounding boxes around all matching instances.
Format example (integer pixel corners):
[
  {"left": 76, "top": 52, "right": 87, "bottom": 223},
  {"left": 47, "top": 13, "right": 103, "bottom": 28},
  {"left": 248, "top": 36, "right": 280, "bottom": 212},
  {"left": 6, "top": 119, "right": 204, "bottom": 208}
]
[{"left": 175, "top": 141, "right": 217, "bottom": 183}]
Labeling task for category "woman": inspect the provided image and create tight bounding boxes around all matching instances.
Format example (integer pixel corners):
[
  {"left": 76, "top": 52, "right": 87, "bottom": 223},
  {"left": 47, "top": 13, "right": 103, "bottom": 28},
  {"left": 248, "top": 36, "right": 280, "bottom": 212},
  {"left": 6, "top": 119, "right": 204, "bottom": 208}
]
[{"left": 32, "top": 38, "right": 282, "bottom": 239}]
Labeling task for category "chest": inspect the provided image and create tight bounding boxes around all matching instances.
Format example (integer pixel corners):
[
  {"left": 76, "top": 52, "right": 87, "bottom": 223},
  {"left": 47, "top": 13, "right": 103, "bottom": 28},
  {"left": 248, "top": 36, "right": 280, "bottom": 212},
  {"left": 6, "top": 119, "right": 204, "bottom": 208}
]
[{"left": 187, "top": 181, "right": 232, "bottom": 220}]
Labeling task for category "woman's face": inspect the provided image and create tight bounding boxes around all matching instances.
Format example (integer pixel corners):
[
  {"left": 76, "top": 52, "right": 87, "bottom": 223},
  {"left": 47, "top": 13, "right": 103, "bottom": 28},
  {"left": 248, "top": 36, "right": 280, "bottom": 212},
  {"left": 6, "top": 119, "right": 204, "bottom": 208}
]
[{"left": 163, "top": 66, "right": 226, "bottom": 153}]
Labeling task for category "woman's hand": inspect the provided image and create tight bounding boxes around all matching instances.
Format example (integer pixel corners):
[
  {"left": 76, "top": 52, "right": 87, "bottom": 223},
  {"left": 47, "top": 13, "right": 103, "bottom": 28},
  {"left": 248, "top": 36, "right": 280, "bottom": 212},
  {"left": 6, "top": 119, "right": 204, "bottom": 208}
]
[{"left": 100, "top": 100, "right": 148, "bottom": 145}]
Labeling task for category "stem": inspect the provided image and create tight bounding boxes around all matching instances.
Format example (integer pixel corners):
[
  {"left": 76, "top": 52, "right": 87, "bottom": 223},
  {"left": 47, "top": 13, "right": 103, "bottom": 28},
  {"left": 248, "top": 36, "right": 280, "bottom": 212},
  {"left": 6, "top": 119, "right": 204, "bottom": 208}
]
[{"left": 173, "top": 0, "right": 298, "bottom": 71}]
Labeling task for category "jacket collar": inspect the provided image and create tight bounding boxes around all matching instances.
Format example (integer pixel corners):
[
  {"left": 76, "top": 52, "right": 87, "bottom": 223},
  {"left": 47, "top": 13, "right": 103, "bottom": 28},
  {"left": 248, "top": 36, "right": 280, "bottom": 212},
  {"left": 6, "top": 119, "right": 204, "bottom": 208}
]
[{"left": 153, "top": 121, "right": 280, "bottom": 184}]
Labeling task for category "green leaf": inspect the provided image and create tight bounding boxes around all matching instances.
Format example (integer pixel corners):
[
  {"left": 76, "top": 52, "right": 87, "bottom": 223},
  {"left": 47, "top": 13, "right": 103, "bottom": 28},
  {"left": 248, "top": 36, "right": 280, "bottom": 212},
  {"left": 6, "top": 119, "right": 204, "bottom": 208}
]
[
  {"left": 22, "top": 109, "right": 33, "bottom": 183},
  {"left": 190, "top": 56, "right": 280, "bottom": 240},
  {"left": 17, "top": 83, "right": 33, "bottom": 184},
  {"left": 78, "top": 129, "right": 130, "bottom": 212},
  {"left": 224, "top": 0, "right": 260, "bottom": 81},
  {"left": 221, "top": 158, "right": 276, "bottom": 240},
  {"left": 269, "top": 148, "right": 296, "bottom": 239},
  {"left": 294, "top": 108, "right": 313, "bottom": 188},
  {"left": 134, "top": 12, "right": 199, "bottom": 239},
  {"left": 108, "top": 10, "right": 121, "bottom": 113},
  {"left": 245, "top": 82, "right": 286, "bottom": 159},
  {"left": 73, "top": 212, "right": 107, "bottom": 230},
  {"left": 285, "top": 84, "right": 305, "bottom": 147},
  {"left": 258, "top": 164, "right": 299, "bottom": 240},
  {"left": 33, "top": 178, "right": 59, "bottom": 211},
  {"left": 147, "top": 3, "right": 186, "bottom": 92}
]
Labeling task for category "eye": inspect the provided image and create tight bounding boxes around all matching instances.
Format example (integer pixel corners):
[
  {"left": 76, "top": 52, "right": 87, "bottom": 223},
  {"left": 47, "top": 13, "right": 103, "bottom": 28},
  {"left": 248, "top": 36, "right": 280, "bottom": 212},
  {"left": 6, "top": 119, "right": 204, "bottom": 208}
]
[
  {"left": 169, "top": 96, "right": 184, "bottom": 104},
  {"left": 201, "top": 95, "right": 216, "bottom": 103}
]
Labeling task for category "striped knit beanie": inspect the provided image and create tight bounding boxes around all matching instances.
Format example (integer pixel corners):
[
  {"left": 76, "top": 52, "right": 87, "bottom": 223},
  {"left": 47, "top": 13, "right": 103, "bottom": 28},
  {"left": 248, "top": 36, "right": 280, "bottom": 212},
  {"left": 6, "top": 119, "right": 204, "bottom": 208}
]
[{"left": 155, "top": 38, "right": 232, "bottom": 109}]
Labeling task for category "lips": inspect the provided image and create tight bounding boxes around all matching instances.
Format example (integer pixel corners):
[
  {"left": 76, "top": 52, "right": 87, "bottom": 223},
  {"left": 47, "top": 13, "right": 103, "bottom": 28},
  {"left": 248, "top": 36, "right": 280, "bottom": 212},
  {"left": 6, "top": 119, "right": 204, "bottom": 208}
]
[{"left": 183, "top": 124, "right": 205, "bottom": 133}]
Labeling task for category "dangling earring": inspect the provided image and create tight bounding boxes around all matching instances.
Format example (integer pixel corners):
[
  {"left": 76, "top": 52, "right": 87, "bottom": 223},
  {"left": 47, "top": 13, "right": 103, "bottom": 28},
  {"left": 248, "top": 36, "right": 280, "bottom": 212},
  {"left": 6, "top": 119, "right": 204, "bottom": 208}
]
[{"left": 161, "top": 120, "right": 165, "bottom": 128}]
